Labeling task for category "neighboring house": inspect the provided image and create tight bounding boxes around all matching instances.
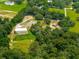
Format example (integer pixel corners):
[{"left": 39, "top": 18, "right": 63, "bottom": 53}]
[
  {"left": 15, "top": 16, "right": 37, "bottom": 35},
  {"left": 50, "top": 20, "right": 61, "bottom": 30},
  {"left": 4, "top": 1, "right": 15, "bottom": 5}
]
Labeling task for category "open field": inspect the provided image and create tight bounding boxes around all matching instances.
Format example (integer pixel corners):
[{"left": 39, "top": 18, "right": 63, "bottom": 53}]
[{"left": 67, "top": 9, "right": 79, "bottom": 33}]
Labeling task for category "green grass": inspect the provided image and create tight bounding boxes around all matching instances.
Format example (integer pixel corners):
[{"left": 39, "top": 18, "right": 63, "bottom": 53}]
[
  {"left": 48, "top": 8, "right": 64, "bottom": 14},
  {"left": 15, "top": 31, "right": 36, "bottom": 41},
  {"left": 0, "top": 3, "right": 26, "bottom": 12},
  {"left": 67, "top": 9, "right": 79, "bottom": 33},
  {"left": 14, "top": 31, "right": 36, "bottom": 53},
  {"left": 0, "top": 0, "right": 6, "bottom": 2},
  {"left": 13, "top": 39, "right": 34, "bottom": 53}
]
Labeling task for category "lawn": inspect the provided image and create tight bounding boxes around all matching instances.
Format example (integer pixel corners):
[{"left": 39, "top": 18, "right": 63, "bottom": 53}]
[
  {"left": 15, "top": 31, "right": 36, "bottom": 41},
  {"left": 13, "top": 31, "right": 36, "bottom": 53},
  {"left": 48, "top": 8, "right": 64, "bottom": 14},
  {"left": 0, "top": 3, "right": 26, "bottom": 12},
  {"left": 67, "top": 9, "right": 79, "bottom": 33},
  {"left": 0, "top": 0, "right": 28, "bottom": 12}
]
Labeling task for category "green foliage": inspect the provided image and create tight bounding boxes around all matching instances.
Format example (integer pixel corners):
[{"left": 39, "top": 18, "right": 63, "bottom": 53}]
[
  {"left": 59, "top": 17, "right": 75, "bottom": 32},
  {"left": 44, "top": 18, "right": 51, "bottom": 25},
  {"left": 29, "top": 22, "right": 79, "bottom": 59},
  {"left": 72, "top": 2, "right": 79, "bottom": 9},
  {"left": 35, "top": 13, "right": 43, "bottom": 20}
]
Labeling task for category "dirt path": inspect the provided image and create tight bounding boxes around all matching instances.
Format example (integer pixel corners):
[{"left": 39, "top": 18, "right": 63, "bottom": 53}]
[
  {"left": 0, "top": 9, "right": 16, "bottom": 13},
  {"left": 0, "top": 9, "right": 16, "bottom": 19},
  {"left": 9, "top": 27, "right": 15, "bottom": 49}
]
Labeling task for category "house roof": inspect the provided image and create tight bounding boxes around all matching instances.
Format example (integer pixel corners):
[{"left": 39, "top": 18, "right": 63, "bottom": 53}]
[
  {"left": 15, "top": 27, "right": 27, "bottom": 32},
  {"left": 15, "top": 24, "right": 27, "bottom": 32},
  {"left": 4, "top": 1, "right": 15, "bottom": 5}
]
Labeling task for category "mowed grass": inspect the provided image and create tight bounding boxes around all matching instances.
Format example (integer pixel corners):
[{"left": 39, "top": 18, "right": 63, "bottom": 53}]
[
  {"left": 14, "top": 32, "right": 36, "bottom": 53},
  {"left": 48, "top": 8, "right": 64, "bottom": 14},
  {"left": 13, "top": 39, "right": 34, "bottom": 53},
  {"left": 14, "top": 31, "right": 36, "bottom": 41},
  {"left": 67, "top": 9, "right": 79, "bottom": 33},
  {"left": 0, "top": 2, "right": 26, "bottom": 12}
]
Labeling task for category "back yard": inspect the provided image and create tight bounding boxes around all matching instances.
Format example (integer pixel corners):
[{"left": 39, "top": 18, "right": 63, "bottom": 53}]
[
  {"left": 13, "top": 31, "right": 36, "bottom": 53},
  {"left": 0, "top": 3, "right": 26, "bottom": 12}
]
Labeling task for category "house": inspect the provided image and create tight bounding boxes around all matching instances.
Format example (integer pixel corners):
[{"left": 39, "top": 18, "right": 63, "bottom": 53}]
[
  {"left": 50, "top": 20, "right": 61, "bottom": 30},
  {"left": 4, "top": 1, "right": 15, "bottom": 5},
  {"left": 15, "top": 24, "right": 28, "bottom": 35},
  {"left": 15, "top": 15, "right": 37, "bottom": 35}
]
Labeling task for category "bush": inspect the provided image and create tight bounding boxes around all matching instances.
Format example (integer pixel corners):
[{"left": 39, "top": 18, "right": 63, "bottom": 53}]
[{"left": 35, "top": 13, "right": 43, "bottom": 20}]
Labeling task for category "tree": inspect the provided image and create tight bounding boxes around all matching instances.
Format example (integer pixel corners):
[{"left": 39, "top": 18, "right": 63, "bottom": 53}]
[
  {"left": 44, "top": 18, "right": 51, "bottom": 25},
  {"left": 29, "top": 22, "right": 79, "bottom": 59},
  {"left": 76, "top": 8, "right": 79, "bottom": 13},
  {"left": 3, "top": 49, "right": 26, "bottom": 59},
  {"left": 35, "top": 13, "right": 44, "bottom": 20}
]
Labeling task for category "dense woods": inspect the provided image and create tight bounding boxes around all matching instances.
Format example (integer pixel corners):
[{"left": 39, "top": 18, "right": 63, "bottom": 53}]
[{"left": 29, "top": 24, "right": 79, "bottom": 59}]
